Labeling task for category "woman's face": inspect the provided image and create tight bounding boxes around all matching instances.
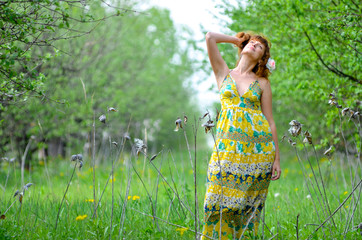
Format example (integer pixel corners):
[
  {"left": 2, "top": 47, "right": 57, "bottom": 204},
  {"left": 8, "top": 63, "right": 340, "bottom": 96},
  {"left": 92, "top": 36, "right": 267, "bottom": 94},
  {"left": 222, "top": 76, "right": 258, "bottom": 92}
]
[{"left": 242, "top": 39, "right": 265, "bottom": 60}]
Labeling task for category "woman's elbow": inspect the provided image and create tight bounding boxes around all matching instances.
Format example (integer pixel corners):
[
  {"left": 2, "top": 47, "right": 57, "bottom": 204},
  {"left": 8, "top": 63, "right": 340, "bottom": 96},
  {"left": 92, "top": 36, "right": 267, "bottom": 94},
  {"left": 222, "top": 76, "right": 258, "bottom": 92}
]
[{"left": 205, "top": 32, "right": 214, "bottom": 41}]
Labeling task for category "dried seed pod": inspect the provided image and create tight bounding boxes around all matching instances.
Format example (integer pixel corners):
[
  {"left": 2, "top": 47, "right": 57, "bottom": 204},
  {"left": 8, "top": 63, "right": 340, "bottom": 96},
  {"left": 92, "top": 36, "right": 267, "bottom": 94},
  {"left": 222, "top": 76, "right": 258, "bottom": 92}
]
[
  {"left": 23, "top": 183, "right": 33, "bottom": 191},
  {"left": 99, "top": 114, "right": 106, "bottom": 123},
  {"left": 200, "top": 112, "right": 209, "bottom": 120},
  {"left": 288, "top": 124, "right": 302, "bottom": 137},
  {"left": 76, "top": 154, "right": 83, "bottom": 161},
  {"left": 303, "top": 136, "right": 313, "bottom": 144},
  {"left": 134, "top": 138, "right": 147, "bottom": 156},
  {"left": 123, "top": 133, "right": 131, "bottom": 140},
  {"left": 174, "top": 117, "right": 182, "bottom": 132},
  {"left": 183, "top": 115, "right": 188, "bottom": 125},
  {"left": 19, "top": 193, "right": 23, "bottom": 203},
  {"left": 324, "top": 146, "right": 333, "bottom": 156},
  {"left": 150, "top": 154, "right": 158, "bottom": 162},
  {"left": 71, "top": 155, "right": 77, "bottom": 161},
  {"left": 304, "top": 130, "right": 311, "bottom": 137},
  {"left": 108, "top": 107, "right": 117, "bottom": 112},
  {"left": 288, "top": 138, "right": 296, "bottom": 146},
  {"left": 112, "top": 141, "right": 118, "bottom": 146},
  {"left": 328, "top": 99, "right": 337, "bottom": 106},
  {"left": 215, "top": 108, "right": 220, "bottom": 122},
  {"left": 281, "top": 135, "right": 286, "bottom": 142},
  {"left": 202, "top": 120, "right": 215, "bottom": 133},
  {"left": 79, "top": 161, "right": 83, "bottom": 170},
  {"left": 352, "top": 112, "right": 360, "bottom": 119},
  {"left": 0, "top": 214, "right": 5, "bottom": 220},
  {"left": 13, "top": 190, "right": 19, "bottom": 197},
  {"left": 342, "top": 108, "right": 350, "bottom": 116}
]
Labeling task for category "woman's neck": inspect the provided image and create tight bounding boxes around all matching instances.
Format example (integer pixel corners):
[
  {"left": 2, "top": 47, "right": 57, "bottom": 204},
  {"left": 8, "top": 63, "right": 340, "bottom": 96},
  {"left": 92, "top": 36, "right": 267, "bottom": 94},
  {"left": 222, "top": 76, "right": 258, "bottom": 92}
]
[{"left": 234, "top": 54, "right": 257, "bottom": 76}]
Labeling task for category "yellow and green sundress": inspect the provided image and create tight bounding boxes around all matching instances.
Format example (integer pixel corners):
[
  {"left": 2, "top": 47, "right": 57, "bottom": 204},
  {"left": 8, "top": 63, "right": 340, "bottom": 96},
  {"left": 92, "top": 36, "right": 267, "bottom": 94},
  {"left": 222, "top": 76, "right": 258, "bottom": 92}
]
[{"left": 202, "top": 72, "right": 275, "bottom": 239}]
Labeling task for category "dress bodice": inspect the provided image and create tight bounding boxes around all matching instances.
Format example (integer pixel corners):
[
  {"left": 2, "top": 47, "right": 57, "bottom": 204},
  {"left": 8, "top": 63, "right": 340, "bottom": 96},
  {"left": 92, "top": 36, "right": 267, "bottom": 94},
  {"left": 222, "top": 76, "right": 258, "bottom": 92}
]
[{"left": 219, "top": 73, "right": 262, "bottom": 110}]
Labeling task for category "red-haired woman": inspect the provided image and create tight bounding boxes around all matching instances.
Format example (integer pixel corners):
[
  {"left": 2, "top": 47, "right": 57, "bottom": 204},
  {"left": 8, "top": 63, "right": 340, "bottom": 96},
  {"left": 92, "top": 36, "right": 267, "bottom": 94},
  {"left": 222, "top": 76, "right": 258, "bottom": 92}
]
[{"left": 201, "top": 32, "right": 281, "bottom": 239}]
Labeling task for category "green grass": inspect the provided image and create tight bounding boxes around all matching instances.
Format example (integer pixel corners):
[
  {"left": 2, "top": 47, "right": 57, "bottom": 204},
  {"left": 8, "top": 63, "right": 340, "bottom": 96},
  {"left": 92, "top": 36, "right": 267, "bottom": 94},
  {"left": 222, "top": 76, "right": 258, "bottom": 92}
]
[{"left": 0, "top": 146, "right": 360, "bottom": 239}]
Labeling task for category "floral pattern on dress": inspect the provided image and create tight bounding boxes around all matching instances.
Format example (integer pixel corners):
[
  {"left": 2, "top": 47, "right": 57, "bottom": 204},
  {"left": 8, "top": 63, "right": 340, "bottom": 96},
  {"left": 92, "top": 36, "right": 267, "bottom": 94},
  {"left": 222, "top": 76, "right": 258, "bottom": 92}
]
[{"left": 202, "top": 73, "right": 276, "bottom": 239}]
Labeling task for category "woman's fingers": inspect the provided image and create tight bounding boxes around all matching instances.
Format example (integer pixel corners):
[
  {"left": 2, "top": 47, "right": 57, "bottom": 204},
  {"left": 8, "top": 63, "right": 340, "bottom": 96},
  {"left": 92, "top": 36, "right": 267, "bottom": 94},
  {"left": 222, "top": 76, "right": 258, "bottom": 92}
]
[{"left": 271, "top": 166, "right": 281, "bottom": 181}]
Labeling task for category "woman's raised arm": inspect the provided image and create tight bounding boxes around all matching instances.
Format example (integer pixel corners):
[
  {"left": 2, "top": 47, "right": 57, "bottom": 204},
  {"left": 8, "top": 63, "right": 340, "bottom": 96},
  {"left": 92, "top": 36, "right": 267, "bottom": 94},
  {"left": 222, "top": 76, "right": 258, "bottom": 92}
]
[{"left": 205, "top": 32, "right": 242, "bottom": 89}]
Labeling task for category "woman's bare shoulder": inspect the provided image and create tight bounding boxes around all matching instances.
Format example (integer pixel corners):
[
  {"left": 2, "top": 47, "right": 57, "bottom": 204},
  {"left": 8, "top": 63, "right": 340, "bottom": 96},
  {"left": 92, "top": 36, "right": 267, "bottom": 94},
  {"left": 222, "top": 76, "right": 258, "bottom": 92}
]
[{"left": 257, "top": 77, "right": 271, "bottom": 91}]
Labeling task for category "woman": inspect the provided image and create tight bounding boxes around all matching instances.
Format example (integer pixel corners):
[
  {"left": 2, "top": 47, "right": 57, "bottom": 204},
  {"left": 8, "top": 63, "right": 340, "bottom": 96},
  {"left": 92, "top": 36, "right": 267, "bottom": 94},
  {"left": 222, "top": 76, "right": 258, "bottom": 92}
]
[{"left": 202, "top": 31, "right": 281, "bottom": 239}]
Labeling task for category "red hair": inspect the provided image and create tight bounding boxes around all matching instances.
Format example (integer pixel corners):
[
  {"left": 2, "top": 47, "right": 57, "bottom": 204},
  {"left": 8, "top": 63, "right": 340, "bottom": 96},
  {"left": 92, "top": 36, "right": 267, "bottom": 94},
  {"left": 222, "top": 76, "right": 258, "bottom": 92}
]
[{"left": 235, "top": 32, "right": 272, "bottom": 80}]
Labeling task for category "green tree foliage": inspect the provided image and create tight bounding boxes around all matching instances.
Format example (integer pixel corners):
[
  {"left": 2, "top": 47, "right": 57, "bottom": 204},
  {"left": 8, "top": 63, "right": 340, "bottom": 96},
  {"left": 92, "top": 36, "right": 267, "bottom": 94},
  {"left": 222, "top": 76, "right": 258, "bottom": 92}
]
[
  {"left": 217, "top": 0, "right": 361, "bottom": 149},
  {"left": 0, "top": 0, "right": 122, "bottom": 106},
  {"left": 0, "top": 1, "right": 203, "bottom": 160}
]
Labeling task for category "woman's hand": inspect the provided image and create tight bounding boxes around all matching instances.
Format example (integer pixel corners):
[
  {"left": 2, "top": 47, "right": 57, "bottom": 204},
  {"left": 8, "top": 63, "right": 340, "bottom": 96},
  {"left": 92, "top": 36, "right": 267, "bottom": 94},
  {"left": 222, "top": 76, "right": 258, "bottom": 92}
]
[
  {"left": 234, "top": 37, "right": 243, "bottom": 48},
  {"left": 271, "top": 159, "right": 281, "bottom": 181}
]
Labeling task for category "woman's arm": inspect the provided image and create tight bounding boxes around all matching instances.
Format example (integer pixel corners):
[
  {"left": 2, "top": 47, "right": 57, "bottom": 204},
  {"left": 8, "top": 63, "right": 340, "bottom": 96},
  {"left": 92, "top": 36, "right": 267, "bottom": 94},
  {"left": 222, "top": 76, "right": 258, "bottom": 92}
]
[
  {"left": 259, "top": 79, "right": 281, "bottom": 181},
  {"left": 205, "top": 32, "right": 241, "bottom": 89}
]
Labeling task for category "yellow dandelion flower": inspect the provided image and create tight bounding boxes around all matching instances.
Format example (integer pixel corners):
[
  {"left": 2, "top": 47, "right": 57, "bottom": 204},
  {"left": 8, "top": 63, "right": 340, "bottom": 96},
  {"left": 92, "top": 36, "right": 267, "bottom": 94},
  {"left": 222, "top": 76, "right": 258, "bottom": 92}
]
[
  {"left": 343, "top": 191, "right": 348, "bottom": 195},
  {"left": 284, "top": 168, "right": 289, "bottom": 174},
  {"left": 132, "top": 195, "right": 140, "bottom": 200},
  {"left": 76, "top": 214, "right": 87, "bottom": 221},
  {"left": 85, "top": 199, "right": 94, "bottom": 202},
  {"left": 89, "top": 185, "right": 93, "bottom": 189},
  {"left": 128, "top": 196, "right": 132, "bottom": 200},
  {"left": 309, "top": 173, "right": 313, "bottom": 178},
  {"left": 294, "top": 188, "right": 298, "bottom": 191},
  {"left": 176, "top": 227, "right": 188, "bottom": 236},
  {"left": 345, "top": 205, "right": 349, "bottom": 209},
  {"left": 110, "top": 178, "right": 116, "bottom": 183}
]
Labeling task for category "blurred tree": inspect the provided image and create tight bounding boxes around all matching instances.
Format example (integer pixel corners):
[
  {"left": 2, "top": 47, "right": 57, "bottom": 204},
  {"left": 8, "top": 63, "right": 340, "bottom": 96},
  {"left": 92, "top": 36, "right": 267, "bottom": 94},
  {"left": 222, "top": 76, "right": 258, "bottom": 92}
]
[
  {"left": 0, "top": 0, "right": 131, "bottom": 106},
  {"left": 216, "top": 0, "right": 361, "bottom": 150},
  {"left": 0, "top": 1, "right": 204, "bottom": 161},
  {"left": 0, "top": 0, "right": 135, "bottom": 161}
]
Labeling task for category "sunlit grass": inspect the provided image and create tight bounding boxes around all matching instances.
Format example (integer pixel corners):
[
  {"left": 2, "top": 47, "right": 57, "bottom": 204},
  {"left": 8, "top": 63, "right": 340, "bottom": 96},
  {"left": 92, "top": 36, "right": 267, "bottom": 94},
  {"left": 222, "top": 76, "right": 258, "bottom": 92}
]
[{"left": 0, "top": 147, "right": 360, "bottom": 239}]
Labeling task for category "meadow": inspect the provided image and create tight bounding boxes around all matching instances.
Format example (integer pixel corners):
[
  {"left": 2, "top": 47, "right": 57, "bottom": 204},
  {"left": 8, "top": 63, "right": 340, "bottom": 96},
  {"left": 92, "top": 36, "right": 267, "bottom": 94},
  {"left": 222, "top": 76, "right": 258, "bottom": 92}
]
[
  {"left": 1, "top": 1, "right": 360, "bottom": 239},
  {"left": 0, "top": 118, "right": 361, "bottom": 239}
]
